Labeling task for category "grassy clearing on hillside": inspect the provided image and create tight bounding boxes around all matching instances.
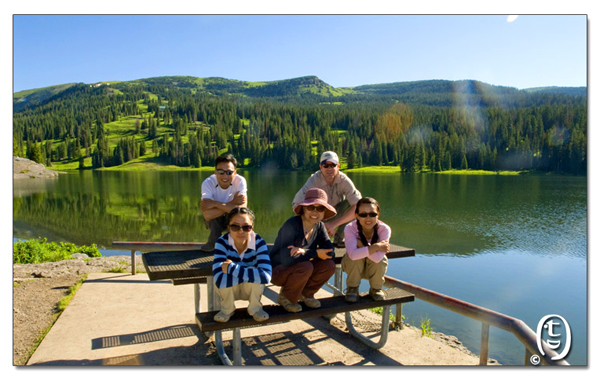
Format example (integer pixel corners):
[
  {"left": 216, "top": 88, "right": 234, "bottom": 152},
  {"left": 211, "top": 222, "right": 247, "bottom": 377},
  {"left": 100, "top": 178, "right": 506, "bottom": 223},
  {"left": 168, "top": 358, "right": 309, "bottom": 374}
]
[
  {"left": 344, "top": 166, "right": 401, "bottom": 174},
  {"left": 436, "top": 169, "right": 522, "bottom": 176}
]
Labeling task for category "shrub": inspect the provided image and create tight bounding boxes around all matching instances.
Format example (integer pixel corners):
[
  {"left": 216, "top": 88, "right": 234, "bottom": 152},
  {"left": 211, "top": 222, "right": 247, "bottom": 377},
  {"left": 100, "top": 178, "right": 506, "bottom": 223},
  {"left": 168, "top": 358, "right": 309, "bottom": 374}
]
[{"left": 13, "top": 238, "right": 102, "bottom": 264}]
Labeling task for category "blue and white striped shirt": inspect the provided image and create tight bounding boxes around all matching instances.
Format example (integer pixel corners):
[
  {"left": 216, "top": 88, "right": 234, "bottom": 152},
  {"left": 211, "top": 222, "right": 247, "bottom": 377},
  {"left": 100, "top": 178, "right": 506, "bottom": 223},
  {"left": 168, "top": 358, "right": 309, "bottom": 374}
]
[{"left": 212, "top": 232, "right": 272, "bottom": 289}]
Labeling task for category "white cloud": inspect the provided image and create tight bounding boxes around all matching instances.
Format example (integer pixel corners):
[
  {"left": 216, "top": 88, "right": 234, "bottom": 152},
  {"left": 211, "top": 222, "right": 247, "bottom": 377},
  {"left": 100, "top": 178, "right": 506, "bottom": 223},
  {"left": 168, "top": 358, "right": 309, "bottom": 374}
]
[{"left": 507, "top": 15, "right": 519, "bottom": 23}]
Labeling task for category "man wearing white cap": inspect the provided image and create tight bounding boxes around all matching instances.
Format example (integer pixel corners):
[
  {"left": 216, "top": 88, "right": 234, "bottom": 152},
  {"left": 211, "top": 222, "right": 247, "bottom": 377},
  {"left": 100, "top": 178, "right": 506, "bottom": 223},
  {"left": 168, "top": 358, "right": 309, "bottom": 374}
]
[{"left": 292, "top": 151, "right": 362, "bottom": 247}]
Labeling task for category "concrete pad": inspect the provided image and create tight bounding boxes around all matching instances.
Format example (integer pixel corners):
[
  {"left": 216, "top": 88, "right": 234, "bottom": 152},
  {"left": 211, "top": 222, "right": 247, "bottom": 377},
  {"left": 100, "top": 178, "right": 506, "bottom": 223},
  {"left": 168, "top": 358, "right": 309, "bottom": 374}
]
[
  {"left": 27, "top": 273, "right": 482, "bottom": 366},
  {"left": 27, "top": 273, "right": 208, "bottom": 365}
]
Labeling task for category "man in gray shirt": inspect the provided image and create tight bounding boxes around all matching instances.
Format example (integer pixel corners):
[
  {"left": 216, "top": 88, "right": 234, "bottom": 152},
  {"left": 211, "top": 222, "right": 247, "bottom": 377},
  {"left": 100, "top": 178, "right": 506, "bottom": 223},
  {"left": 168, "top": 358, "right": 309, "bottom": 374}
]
[{"left": 292, "top": 151, "right": 362, "bottom": 247}]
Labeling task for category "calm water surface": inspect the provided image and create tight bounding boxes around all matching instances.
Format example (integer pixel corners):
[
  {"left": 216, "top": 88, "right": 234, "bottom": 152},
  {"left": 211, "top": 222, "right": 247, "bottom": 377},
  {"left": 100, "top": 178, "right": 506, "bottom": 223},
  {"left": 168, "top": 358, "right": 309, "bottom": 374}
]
[{"left": 13, "top": 170, "right": 587, "bottom": 365}]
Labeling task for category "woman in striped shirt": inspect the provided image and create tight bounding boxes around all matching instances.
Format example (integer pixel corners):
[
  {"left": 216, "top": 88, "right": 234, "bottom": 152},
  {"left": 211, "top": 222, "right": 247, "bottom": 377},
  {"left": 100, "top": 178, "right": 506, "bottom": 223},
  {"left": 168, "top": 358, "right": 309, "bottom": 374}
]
[{"left": 212, "top": 207, "right": 272, "bottom": 323}]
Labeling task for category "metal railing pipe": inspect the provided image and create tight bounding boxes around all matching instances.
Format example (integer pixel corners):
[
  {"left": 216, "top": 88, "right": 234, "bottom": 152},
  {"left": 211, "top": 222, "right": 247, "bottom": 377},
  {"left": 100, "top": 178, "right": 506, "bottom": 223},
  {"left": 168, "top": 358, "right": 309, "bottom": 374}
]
[{"left": 384, "top": 276, "right": 569, "bottom": 366}]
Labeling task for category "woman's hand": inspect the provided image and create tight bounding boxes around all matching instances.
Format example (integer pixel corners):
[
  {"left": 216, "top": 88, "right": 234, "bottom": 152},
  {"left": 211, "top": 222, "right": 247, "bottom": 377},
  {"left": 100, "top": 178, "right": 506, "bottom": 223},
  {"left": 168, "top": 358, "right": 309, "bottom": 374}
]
[
  {"left": 221, "top": 259, "right": 232, "bottom": 273},
  {"left": 370, "top": 240, "right": 390, "bottom": 254},
  {"left": 287, "top": 246, "right": 306, "bottom": 257},
  {"left": 317, "top": 248, "right": 333, "bottom": 260}
]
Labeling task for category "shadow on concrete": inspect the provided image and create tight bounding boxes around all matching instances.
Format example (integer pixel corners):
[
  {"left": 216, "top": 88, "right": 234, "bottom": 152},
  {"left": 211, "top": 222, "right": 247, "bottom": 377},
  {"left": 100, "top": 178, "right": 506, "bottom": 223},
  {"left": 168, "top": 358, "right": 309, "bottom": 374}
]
[
  {"left": 84, "top": 276, "right": 170, "bottom": 285},
  {"left": 91, "top": 324, "right": 199, "bottom": 350},
  {"left": 27, "top": 340, "right": 220, "bottom": 366}
]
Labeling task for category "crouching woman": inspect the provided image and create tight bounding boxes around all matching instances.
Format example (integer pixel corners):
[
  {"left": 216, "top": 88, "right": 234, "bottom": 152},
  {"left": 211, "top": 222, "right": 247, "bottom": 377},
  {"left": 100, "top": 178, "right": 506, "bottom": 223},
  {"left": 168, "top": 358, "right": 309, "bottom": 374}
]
[
  {"left": 342, "top": 197, "right": 391, "bottom": 302},
  {"left": 212, "top": 207, "right": 271, "bottom": 323},
  {"left": 270, "top": 188, "right": 336, "bottom": 313}
]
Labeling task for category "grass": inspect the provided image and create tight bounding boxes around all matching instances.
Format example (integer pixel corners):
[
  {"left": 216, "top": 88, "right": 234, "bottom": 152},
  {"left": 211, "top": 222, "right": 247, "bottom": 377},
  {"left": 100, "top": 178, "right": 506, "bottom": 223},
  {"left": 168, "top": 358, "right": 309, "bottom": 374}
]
[
  {"left": 420, "top": 316, "right": 433, "bottom": 337},
  {"left": 13, "top": 238, "right": 101, "bottom": 264},
  {"left": 436, "top": 169, "right": 522, "bottom": 175},
  {"left": 106, "top": 266, "right": 126, "bottom": 273},
  {"left": 57, "top": 275, "right": 87, "bottom": 311},
  {"left": 344, "top": 165, "right": 401, "bottom": 173}
]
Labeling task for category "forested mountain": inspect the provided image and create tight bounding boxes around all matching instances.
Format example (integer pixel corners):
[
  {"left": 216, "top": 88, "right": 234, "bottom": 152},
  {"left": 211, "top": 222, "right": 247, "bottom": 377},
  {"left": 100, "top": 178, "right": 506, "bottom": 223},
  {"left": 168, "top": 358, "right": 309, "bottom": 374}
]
[{"left": 13, "top": 75, "right": 587, "bottom": 174}]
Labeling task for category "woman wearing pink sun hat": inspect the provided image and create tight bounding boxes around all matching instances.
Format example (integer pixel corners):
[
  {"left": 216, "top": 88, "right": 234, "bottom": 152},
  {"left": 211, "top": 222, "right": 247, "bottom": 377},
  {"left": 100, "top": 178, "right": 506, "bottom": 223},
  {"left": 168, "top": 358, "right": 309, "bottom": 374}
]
[{"left": 269, "top": 188, "right": 337, "bottom": 313}]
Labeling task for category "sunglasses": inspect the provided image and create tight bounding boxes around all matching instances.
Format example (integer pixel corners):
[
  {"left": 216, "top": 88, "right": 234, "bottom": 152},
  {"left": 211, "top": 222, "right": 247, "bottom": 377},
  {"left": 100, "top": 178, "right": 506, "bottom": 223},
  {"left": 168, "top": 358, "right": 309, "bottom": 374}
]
[
  {"left": 357, "top": 212, "right": 378, "bottom": 218},
  {"left": 229, "top": 224, "right": 253, "bottom": 232},
  {"left": 321, "top": 163, "right": 337, "bottom": 169},
  {"left": 306, "top": 205, "right": 326, "bottom": 212},
  {"left": 216, "top": 169, "right": 235, "bottom": 176}
]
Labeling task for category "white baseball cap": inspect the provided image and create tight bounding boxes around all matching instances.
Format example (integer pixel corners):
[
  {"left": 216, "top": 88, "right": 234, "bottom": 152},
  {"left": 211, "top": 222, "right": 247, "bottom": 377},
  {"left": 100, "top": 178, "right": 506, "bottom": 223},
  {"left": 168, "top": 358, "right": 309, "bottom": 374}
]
[{"left": 320, "top": 151, "right": 339, "bottom": 165}]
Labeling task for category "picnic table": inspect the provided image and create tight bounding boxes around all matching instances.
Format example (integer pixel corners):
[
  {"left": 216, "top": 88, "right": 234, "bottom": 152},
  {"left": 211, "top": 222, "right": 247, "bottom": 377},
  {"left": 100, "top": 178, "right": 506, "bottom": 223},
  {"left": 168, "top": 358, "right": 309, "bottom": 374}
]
[{"left": 116, "top": 242, "right": 415, "bottom": 365}]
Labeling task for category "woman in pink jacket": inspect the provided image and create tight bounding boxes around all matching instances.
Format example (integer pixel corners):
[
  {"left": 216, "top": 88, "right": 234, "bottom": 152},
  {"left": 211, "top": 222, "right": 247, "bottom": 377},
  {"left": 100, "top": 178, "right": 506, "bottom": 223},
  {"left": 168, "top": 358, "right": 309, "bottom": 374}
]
[{"left": 342, "top": 197, "right": 391, "bottom": 302}]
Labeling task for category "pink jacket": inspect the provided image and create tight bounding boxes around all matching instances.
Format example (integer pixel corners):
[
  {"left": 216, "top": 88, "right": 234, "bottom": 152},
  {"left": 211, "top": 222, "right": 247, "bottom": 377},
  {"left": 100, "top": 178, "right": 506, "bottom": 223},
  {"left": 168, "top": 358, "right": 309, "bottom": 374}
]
[{"left": 344, "top": 220, "right": 391, "bottom": 263}]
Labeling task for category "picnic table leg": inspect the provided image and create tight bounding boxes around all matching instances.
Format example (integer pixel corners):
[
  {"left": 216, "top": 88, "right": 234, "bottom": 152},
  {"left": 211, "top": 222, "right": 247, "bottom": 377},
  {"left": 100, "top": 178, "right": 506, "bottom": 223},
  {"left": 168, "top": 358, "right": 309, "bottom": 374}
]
[
  {"left": 194, "top": 284, "right": 201, "bottom": 314},
  {"left": 333, "top": 264, "right": 343, "bottom": 296},
  {"left": 203, "top": 277, "right": 215, "bottom": 339},
  {"left": 214, "top": 330, "right": 233, "bottom": 366},
  {"left": 395, "top": 303, "right": 404, "bottom": 330},
  {"left": 131, "top": 250, "right": 136, "bottom": 275},
  {"left": 345, "top": 304, "right": 391, "bottom": 349},
  {"left": 232, "top": 328, "right": 242, "bottom": 365}
]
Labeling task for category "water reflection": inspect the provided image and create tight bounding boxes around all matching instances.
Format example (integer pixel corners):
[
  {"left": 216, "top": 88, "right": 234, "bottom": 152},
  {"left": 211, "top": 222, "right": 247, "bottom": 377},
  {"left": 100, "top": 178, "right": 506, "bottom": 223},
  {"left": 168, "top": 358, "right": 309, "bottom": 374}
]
[{"left": 13, "top": 171, "right": 586, "bottom": 260}]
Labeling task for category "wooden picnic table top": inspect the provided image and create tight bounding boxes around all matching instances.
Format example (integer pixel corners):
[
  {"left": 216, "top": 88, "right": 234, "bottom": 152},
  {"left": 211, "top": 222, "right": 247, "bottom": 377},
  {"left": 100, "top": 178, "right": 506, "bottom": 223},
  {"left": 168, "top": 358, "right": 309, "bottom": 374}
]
[{"left": 142, "top": 244, "right": 414, "bottom": 281}]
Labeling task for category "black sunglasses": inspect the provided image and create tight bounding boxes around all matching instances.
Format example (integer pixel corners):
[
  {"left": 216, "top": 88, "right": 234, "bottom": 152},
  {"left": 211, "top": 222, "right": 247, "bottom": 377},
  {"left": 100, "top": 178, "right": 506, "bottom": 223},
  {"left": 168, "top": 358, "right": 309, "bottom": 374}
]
[
  {"left": 216, "top": 169, "right": 235, "bottom": 175},
  {"left": 229, "top": 224, "right": 253, "bottom": 232},
  {"left": 306, "top": 205, "right": 326, "bottom": 212},
  {"left": 357, "top": 212, "right": 378, "bottom": 218},
  {"left": 321, "top": 163, "right": 337, "bottom": 169}
]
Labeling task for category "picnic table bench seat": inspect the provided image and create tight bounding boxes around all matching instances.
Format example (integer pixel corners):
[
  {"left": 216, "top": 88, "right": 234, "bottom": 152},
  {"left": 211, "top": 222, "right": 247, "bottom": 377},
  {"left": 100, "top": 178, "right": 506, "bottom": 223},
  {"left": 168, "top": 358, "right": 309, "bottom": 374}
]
[{"left": 198, "top": 287, "right": 414, "bottom": 365}]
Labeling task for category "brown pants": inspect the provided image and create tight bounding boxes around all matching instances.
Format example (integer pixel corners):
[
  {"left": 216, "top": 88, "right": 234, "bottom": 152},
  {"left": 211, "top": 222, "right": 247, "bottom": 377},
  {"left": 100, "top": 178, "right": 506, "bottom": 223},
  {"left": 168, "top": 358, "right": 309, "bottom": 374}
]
[{"left": 271, "top": 259, "right": 336, "bottom": 303}]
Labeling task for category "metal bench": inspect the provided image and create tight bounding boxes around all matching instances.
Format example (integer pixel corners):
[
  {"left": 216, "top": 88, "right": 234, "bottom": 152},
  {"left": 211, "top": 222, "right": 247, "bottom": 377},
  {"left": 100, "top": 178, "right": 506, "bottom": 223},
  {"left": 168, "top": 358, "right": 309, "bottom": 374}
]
[{"left": 197, "top": 287, "right": 414, "bottom": 365}]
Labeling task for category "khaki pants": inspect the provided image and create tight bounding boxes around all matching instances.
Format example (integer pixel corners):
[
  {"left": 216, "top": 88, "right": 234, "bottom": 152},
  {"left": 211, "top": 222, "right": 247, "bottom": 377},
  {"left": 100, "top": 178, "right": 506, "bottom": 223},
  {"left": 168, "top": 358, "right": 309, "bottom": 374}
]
[
  {"left": 341, "top": 254, "right": 388, "bottom": 289},
  {"left": 215, "top": 283, "right": 265, "bottom": 315}
]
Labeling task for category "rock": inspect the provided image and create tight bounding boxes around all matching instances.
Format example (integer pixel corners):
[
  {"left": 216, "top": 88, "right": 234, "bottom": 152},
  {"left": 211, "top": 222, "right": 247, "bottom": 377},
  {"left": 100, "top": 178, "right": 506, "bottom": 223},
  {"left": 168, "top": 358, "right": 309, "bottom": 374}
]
[
  {"left": 13, "top": 156, "right": 60, "bottom": 180},
  {"left": 71, "top": 253, "right": 89, "bottom": 259}
]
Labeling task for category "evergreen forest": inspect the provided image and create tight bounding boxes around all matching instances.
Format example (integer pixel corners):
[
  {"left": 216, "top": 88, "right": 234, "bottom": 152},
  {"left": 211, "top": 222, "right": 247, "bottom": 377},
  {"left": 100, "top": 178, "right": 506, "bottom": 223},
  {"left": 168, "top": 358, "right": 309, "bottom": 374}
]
[{"left": 13, "top": 75, "right": 587, "bottom": 174}]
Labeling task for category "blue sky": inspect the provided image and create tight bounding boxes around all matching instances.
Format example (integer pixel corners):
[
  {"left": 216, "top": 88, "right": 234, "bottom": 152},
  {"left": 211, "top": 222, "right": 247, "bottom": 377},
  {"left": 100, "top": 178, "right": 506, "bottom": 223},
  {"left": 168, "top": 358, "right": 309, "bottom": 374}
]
[{"left": 13, "top": 14, "right": 587, "bottom": 92}]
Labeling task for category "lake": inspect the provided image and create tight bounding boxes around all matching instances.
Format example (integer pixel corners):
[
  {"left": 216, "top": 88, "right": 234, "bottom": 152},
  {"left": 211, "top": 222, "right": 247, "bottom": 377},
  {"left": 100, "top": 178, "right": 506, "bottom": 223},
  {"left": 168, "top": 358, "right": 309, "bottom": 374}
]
[{"left": 13, "top": 169, "right": 587, "bottom": 365}]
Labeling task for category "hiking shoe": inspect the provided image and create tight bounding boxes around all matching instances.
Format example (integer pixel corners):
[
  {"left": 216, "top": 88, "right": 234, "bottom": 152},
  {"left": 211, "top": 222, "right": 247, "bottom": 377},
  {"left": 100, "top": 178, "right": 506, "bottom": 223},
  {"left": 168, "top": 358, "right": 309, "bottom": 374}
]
[
  {"left": 199, "top": 242, "right": 215, "bottom": 252},
  {"left": 299, "top": 294, "right": 321, "bottom": 309},
  {"left": 277, "top": 292, "right": 302, "bottom": 313},
  {"left": 250, "top": 308, "right": 269, "bottom": 322},
  {"left": 333, "top": 237, "right": 345, "bottom": 248},
  {"left": 369, "top": 288, "right": 385, "bottom": 301},
  {"left": 345, "top": 286, "right": 359, "bottom": 303},
  {"left": 214, "top": 310, "right": 234, "bottom": 323}
]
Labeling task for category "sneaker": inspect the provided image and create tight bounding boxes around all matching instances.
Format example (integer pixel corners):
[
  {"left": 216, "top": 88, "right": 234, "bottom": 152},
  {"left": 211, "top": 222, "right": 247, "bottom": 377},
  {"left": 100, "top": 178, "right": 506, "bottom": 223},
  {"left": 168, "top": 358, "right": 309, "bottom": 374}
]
[
  {"left": 214, "top": 310, "right": 234, "bottom": 323},
  {"left": 250, "top": 308, "right": 269, "bottom": 322},
  {"left": 369, "top": 288, "right": 385, "bottom": 301},
  {"left": 277, "top": 292, "right": 302, "bottom": 313},
  {"left": 345, "top": 286, "right": 359, "bottom": 303},
  {"left": 333, "top": 237, "right": 345, "bottom": 248},
  {"left": 299, "top": 294, "right": 321, "bottom": 309},
  {"left": 199, "top": 242, "right": 215, "bottom": 252}
]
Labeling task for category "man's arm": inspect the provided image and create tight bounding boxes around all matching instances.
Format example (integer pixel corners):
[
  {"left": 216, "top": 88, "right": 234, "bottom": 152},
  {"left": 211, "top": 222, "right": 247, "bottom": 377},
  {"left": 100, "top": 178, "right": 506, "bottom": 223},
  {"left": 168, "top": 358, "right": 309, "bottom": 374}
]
[
  {"left": 200, "top": 191, "right": 247, "bottom": 221},
  {"left": 324, "top": 204, "right": 357, "bottom": 236}
]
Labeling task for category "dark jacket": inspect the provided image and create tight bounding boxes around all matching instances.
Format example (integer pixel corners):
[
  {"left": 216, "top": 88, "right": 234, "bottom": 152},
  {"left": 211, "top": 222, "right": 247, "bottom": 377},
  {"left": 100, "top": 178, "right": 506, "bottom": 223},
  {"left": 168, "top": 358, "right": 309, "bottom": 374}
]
[{"left": 270, "top": 215, "right": 335, "bottom": 268}]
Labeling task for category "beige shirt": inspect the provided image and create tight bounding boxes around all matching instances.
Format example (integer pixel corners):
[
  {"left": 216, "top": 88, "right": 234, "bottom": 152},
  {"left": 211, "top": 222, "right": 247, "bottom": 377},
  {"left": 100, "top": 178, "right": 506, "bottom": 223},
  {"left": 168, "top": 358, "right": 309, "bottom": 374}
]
[{"left": 292, "top": 171, "right": 362, "bottom": 208}]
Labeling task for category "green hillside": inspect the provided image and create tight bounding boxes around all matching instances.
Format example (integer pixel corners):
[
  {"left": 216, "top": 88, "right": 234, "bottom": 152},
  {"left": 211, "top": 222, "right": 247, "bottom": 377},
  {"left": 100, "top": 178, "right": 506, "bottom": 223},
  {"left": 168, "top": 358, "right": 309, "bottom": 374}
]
[{"left": 12, "top": 75, "right": 587, "bottom": 175}]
